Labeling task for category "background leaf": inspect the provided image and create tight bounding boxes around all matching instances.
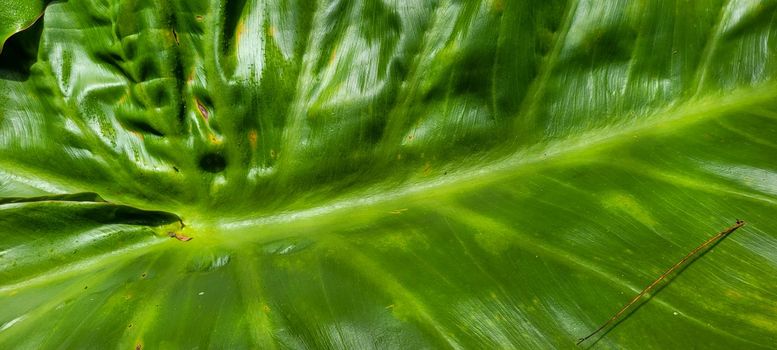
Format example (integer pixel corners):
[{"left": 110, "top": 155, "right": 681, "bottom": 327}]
[
  {"left": 1, "top": 0, "right": 777, "bottom": 348},
  {"left": 0, "top": 0, "right": 49, "bottom": 54}
]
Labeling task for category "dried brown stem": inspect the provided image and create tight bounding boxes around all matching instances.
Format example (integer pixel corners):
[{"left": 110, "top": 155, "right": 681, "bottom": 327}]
[{"left": 576, "top": 220, "right": 746, "bottom": 345}]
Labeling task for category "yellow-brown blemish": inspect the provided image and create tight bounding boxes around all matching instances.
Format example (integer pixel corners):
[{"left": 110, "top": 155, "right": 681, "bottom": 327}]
[
  {"left": 208, "top": 134, "right": 221, "bottom": 145},
  {"left": 270, "top": 149, "right": 276, "bottom": 159},
  {"left": 267, "top": 26, "right": 276, "bottom": 38},
  {"left": 248, "top": 130, "right": 258, "bottom": 148},
  {"left": 724, "top": 289, "right": 743, "bottom": 299},
  {"left": 195, "top": 15, "right": 204, "bottom": 21},
  {"left": 168, "top": 232, "right": 192, "bottom": 241},
  {"left": 262, "top": 304, "right": 271, "bottom": 313},
  {"left": 328, "top": 48, "right": 337, "bottom": 66},
  {"left": 389, "top": 208, "right": 408, "bottom": 215},
  {"left": 131, "top": 131, "right": 144, "bottom": 141},
  {"left": 423, "top": 162, "right": 432, "bottom": 176},
  {"left": 196, "top": 98, "right": 209, "bottom": 120},
  {"left": 235, "top": 20, "right": 245, "bottom": 43},
  {"left": 491, "top": 0, "right": 505, "bottom": 12}
]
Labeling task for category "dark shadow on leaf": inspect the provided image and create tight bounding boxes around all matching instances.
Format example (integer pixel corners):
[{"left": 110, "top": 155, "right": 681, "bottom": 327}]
[
  {"left": 0, "top": 192, "right": 105, "bottom": 205},
  {"left": 0, "top": 18, "right": 44, "bottom": 82},
  {"left": 0, "top": 192, "right": 181, "bottom": 227},
  {"left": 94, "top": 205, "right": 181, "bottom": 227}
]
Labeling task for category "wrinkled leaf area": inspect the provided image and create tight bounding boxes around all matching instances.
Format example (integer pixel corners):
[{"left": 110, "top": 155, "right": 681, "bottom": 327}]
[{"left": 1, "top": 0, "right": 777, "bottom": 349}]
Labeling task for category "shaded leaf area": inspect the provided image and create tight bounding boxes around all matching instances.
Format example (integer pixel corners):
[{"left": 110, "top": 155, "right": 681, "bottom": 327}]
[
  {"left": 0, "top": 195, "right": 181, "bottom": 283},
  {"left": 2, "top": 102, "right": 777, "bottom": 348},
  {"left": 1, "top": 0, "right": 777, "bottom": 349},
  {"left": 0, "top": 0, "right": 49, "bottom": 54},
  {"left": 1, "top": 0, "right": 776, "bottom": 215},
  {"left": 0, "top": 192, "right": 104, "bottom": 204}
]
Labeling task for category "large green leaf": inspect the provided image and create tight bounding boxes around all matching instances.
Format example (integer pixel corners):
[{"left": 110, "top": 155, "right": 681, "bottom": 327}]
[{"left": 2, "top": 0, "right": 777, "bottom": 348}]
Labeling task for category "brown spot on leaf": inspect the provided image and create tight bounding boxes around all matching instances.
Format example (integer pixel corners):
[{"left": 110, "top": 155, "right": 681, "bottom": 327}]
[
  {"left": 492, "top": 0, "right": 504, "bottom": 12},
  {"left": 328, "top": 48, "right": 337, "bottom": 66},
  {"left": 168, "top": 232, "right": 192, "bottom": 242},
  {"left": 235, "top": 20, "right": 245, "bottom": 42},
  {"left": 196, "top": 99, "right": 209, "bottom": 120},
  {"left": 248, "top": 130, "right": 258, "bottom": 148}
]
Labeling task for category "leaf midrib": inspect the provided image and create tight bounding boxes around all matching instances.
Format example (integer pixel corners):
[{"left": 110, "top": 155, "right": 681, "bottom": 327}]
[
  {"left": 217, "top": 83, "right": 777, "bottom": 233},
  {"left": 3, "top": 82, "right": 774, "bottom": 235}
]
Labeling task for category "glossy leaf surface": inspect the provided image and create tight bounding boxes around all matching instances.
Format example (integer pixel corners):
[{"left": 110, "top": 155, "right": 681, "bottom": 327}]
[
  {"left": 1, "top": 1, "right": 777, "bottom": 348},
  {"left": 0, "top": 0, "right": 48, "bottom": 54}
]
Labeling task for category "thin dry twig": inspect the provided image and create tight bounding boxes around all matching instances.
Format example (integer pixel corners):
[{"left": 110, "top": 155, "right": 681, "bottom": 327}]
[{"left": 576, "top": 220, "right": 746, "bottom": 345}]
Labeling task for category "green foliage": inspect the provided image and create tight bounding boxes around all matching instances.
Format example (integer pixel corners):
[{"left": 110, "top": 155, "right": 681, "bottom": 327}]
[
  {"left": 0, "top": 0, "right": 48, "bottom": 54},
  {"left": 1, "top": 1, "right": 777, "bottom": 348}
]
